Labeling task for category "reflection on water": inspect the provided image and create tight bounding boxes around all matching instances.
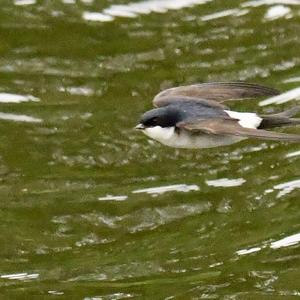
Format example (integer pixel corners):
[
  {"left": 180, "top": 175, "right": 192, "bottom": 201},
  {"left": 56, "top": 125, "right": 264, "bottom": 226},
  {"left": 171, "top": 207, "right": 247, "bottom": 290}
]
[
  {"left": 83, "top": 0, "right": 212, "bottom": 22},
  {"left": 98, "top": 194, "right": 128, "bottom": 201},
  {"left": 260, "top": 86, "right": 300, "bottom": 106},
  {"left": 205, "top": 178, "right": 246, "bottom": 187},
  {"left": 0, "top": 93, "right": 39, "bottom": 103},
  {"left": 1, "top": 0, "right": 300, "bottom": 298},
  {"left": 274, "top": 179, "right": 300, "bottom": 198},
  {"left": 200, "top": 8, "right": 249, "bottom": 21},
  {"left": 236, "top": 246, "right": 262, "bottom": 256},
  {"left": 286, "top": 149, "right": 300, "bottom": 157},
  {"left": 14, "top": 0, "right": 36, "bottom": 5},
  {"left": 264, "top": 4, "right": 291, "bottom": 20},
  {"left": 271, "top": 232, "right": 300, "bottom": 249},
  {"left": 242, "top": 0, "right": 300, "bottom": 7},
  {"left": 0, "top": 112, "right": 42, "bottom": 122},
  {"left": 237, "top": 231, "right": 300, "bottom": 255},
  {"left": 132, "top": 183, "right": 199, "bottom": 194},
  {"left": 0, "top": 273, "right": 39, "bottom": 280}
]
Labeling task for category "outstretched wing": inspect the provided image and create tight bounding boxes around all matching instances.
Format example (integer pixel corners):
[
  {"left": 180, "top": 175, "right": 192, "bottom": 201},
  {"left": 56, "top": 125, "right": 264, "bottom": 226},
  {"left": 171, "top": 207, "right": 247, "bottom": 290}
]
[
  {"left": 153, "top": 95, "right": 229, "bottom": 110},
  {"left": 177, "top": 118, "right": 300, "bottom": 142},
  {"left": 153, "top": 82, "right": 280, "bottom": 107}
]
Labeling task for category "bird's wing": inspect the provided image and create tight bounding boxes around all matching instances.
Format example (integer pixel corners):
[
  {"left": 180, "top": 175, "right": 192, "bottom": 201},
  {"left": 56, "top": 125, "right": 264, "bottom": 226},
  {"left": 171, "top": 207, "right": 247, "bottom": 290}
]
[
  {"left": 153, "top": 82, "right": 280, "bottom": 107},
  {"left": 153, "top": 96, "right": 228, "bottom": 109},
  {"left": 177, "top": 118, "right": 300, "bottom": 142}
]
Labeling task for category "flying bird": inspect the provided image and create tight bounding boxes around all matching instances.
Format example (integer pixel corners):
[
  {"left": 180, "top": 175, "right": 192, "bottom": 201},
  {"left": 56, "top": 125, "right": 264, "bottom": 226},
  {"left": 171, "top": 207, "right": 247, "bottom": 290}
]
[{"left": 135, "top": 82, "right": 300, "bottom": 148}]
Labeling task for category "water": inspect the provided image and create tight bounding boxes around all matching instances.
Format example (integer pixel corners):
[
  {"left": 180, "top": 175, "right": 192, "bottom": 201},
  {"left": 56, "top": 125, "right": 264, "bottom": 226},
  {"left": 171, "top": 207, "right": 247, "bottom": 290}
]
[{"left": 0, "top": 0, "right": 300, "bottom": 298}]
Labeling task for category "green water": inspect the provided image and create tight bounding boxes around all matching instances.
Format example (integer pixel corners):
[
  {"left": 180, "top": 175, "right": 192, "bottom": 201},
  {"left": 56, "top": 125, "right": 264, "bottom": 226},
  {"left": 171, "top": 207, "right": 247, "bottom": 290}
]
[{"left": 0, "top": 0, "right": 300, "bottom": 299}]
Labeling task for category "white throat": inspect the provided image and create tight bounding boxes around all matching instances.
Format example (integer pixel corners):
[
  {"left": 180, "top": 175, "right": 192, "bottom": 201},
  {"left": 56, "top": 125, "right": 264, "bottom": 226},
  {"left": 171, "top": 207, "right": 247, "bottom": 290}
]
[{"left": 144, "top": 126, "right": 175, "bottom": 142}]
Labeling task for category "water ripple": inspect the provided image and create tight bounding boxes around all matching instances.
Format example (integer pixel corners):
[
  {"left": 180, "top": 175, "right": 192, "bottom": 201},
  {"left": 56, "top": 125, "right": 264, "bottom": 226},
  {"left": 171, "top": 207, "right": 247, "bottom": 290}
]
[
  {"left": 83, "top": 0, "right": 212, "bottom": 22},
  {"left": 260, "top": 87, "right": 300, "bottom": 106},
  {"left": 237, "top": 231, "right": 300, "bottom": 256},
  {"left": 14, "top": 0, "right": 36, "bottom": 5},
  {"left": 98, "top": 195, "right": 128, "bottom": 201},
  {"left": 132, "top": 184, "right": 199, "bottom": 195},
  {"left": 242, "top": 0, "right": 300, "bottom": 7},
  {"left": 0, "top": 93, "right": 39, "bottom": 103},
  {"left": 0, "top": 112, "right": 42, "bottom": 123},
  {"left": 274, "top": 179, "right": 300, "bottom": 198},
  {"left": 264, "top": 5, "right": 292, "bottom": 20},
  {"left": 205, "top": 178, "right": 246, "bottom": 187},
  {"left": 125, "top": 203, "right": 211, "bottom": 233},
  {"left": 270, "top": 233, "right": 300, "bottom": 249},
  {"left": 84, "top": 292, "right": 136, "bottom": 300},
  {"left": 286, "top": 150, "right": 300, "bottom": 158},
  {"left": 1, "top": 272, "right": 39, "bottom": 280},
  {"left": 200, "top": 8, "right": 249, "bottom": 21}
]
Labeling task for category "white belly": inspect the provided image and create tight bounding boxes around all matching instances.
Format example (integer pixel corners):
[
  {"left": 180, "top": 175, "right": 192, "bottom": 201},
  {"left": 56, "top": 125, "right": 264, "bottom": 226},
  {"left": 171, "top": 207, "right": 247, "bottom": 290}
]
[{"left": 143, "top": 126, "right": 245, "bottom": 149}]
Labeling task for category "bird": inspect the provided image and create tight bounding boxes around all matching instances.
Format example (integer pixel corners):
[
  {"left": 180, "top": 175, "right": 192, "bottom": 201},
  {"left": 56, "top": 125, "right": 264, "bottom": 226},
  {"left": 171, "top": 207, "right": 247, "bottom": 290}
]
[{"left": 135, "top": 82, "right": 300, "bottom": 149}]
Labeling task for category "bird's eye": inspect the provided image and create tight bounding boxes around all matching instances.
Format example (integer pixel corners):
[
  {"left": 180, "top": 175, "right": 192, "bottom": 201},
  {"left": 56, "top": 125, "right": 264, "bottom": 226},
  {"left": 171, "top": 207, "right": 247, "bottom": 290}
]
[
  {"left": 143, "top": 116, "right": 159, "bottom": 127},
  {"left": 150, "top": 117, "right": 159, "bottom": 126}
]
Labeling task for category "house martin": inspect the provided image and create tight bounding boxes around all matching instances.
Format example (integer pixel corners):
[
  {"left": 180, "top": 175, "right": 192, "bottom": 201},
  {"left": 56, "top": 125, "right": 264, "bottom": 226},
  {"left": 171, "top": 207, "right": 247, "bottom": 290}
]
[{"left": 135, "top": 82, "right": 300, "bottom": 148}]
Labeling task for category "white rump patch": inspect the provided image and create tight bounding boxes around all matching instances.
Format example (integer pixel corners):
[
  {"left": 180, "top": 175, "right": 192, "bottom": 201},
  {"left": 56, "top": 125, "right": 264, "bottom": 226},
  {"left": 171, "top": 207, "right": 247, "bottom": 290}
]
[{"left": 225, "top": 110, "right": 262, "bottom": 129}]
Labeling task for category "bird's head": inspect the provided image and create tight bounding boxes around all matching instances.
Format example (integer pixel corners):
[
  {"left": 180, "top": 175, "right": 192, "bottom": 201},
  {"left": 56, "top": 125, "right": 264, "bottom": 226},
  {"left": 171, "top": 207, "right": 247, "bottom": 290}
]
[{"left": 135, "top": 106, "right": 182, "bottom": 130}]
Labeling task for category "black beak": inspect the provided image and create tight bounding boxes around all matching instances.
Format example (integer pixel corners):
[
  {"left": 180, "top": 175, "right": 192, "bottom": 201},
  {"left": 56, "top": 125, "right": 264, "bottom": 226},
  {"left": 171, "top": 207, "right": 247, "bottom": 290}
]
[{"left": 135, "top": 123, "right": 145, "bottom": 130}]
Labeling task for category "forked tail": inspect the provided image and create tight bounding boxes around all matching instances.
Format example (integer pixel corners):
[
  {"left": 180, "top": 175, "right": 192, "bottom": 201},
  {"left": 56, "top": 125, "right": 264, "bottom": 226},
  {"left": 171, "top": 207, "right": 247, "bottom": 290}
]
[{"left": 259, "top": 106, "right": 300, "bottom": 129}]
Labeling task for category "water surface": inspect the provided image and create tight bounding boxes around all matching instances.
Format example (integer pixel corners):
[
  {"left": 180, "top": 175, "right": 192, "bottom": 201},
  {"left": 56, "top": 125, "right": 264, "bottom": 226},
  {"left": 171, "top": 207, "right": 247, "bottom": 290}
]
[{"left": 0, "top": 0, "right": 300, "bottom": 299}]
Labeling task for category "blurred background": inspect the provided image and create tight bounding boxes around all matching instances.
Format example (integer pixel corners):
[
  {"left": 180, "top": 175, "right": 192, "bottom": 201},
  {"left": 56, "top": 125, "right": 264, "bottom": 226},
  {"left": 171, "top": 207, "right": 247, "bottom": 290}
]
[{"left": 0, "top": 0, "right": 300, "bottom": 299}]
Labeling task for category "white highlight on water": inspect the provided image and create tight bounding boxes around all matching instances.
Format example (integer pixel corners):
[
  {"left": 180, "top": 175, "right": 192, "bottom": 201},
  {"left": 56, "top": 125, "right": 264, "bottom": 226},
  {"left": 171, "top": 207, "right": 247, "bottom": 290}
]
[
  {"left": 48, "top": 291, "right": 64, "bottom": 295},
  {"left": 14, "top": 0, "right": 36, "bottom": 5},
  {"left": 1, "top": 273, "right": 39, "bottom": 280},
  {"left": 264, "top": 5, "right": 291, "bottom": 20},
  {"left": 270, "top": 233, "right": 300, "bottom": 249},
  {"left": 0, "top": 112, "right": 42, "bottom": 123},
  {"left": 236, "top": 247, "right": 262, "bottom": 256},
  {"left": 83, "top": 0, "right": 212, "bottom": 22},
  {"left": 98, "top": 195, "right": 128, "bottom": 201},
  {"left": 237, "top": 232, "right": 300, "bottom": 256},
  {"left": 205, "top": 178, "right": 246, "bottom": 187},
  {"left": 132, "top": 184, "right": 199, "bottom": 195},
  {"left": 59, "top": 86, "right": 94, "bottom": 96},
  {"left": 259, "top": 87, "right": 300, "bottom": 106},
  {"left": 286, "top": 150, "right": 300, "bottom": 158},
  {"left": 273, "top": 179, "right": 300, "bottom": 198},
  {"left": 0, "top": 93, "right": 39, "bottom": 103},
  {"left": 284, "top": 77, "right": 300, "bottom": 83},
  {"left": 201, "top": 8, "right": 249, "bottom": 21},
  {"left": 242, "top": 0, "right": 300, "bottom": 8},
  {"left": 83, "top": 12, "right": 114, "bottom": 22}
]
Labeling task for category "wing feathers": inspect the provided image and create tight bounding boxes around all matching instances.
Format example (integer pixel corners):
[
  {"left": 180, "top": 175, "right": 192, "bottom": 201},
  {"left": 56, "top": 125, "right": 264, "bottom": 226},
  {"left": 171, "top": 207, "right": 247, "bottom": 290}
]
[
  {"left": 178, "top": 118, "right": 300, "bottom": 142},
  {"left": 152, "top": 82, "right": 300, "bottom": 143},
  {"left": 153, "top": 96, "right": 228, "bottom": 109},
  {"left": 154, "top": 82, "right": 280, "bottom": 106}
]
